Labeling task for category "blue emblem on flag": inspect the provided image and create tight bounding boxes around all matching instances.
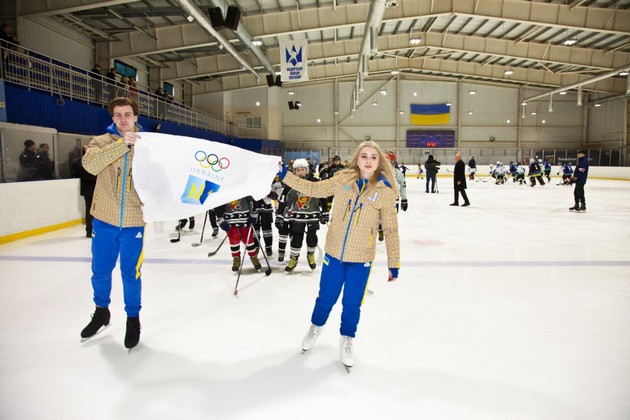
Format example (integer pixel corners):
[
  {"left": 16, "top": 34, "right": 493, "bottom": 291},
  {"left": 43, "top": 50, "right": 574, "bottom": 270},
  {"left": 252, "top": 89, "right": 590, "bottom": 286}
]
[
  {"left": 181, "top": 175, "right": 220, "bottom": 205},
  {"left": 285, "top": 45, "right": 303, "bottom": 66}
]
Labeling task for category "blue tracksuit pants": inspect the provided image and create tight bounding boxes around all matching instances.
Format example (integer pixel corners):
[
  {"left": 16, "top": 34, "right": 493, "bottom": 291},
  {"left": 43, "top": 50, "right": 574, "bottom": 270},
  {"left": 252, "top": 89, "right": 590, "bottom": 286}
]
[
  {"left": 91, "top": 218, "right": 144, "bottom": 317},
  {"left": 311, "top": 254, "right": 372, "bottom": 337}
]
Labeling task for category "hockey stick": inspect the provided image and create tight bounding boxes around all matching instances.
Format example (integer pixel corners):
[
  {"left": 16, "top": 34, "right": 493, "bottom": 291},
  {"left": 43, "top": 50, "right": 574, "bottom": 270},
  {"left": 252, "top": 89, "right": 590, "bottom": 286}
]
[
  {"left": 208, "top": 234, "right": 228, "bottom": 257},
  {"left": 234, "top": 227, "right": 253, "bottom": 296},
  {"left": 169, "top": 225, "right": 182, "bottom": 243},
  {"left": 191, "top": 211, "right": 209, "bottom": 247},
  {"left": 249, "top": 226, "right": 272, "bottom": 276}
]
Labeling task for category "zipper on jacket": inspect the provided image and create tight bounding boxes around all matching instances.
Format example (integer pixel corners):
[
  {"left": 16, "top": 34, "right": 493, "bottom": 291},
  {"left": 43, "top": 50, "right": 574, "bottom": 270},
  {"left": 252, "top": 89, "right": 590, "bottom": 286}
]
[
  {"left": 119, "top": 153, "right": 129, "bottom": 229},
  {"left": 340, "top": 189, "right": 366, "bottom": 261},
  {"left": 354, "top": 203, "right": 363, "bottom": 226},
  {"left": 342, "top": 199, "right": 351, "bottom": 221}
]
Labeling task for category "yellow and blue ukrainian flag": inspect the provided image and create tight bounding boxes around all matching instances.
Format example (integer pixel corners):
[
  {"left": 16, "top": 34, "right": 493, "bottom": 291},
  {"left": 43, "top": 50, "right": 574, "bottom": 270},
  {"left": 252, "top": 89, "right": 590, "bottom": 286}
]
[{"left": 410, "top": 104, "right": 450, "bottom": 125}]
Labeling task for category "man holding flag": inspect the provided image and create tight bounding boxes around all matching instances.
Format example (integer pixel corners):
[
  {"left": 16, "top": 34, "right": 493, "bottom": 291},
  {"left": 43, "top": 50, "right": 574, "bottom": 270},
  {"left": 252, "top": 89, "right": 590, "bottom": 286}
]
[{"left": 80, "top": 97, "right": 145, "bottom": 350}]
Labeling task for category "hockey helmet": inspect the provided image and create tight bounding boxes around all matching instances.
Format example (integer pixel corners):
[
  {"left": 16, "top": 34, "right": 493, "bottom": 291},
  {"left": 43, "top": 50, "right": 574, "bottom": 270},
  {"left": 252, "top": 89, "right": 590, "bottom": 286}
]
[
  {"left": 386, "top": 151, "right": 397, "bottom": 162},
  {"left": 293, "top": 158, "right": 310, "bottom": 171}
]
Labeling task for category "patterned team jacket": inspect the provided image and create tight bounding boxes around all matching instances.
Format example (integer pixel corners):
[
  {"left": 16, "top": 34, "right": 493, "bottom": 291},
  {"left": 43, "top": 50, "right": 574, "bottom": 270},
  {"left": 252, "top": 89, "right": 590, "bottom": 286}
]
[
  {"left": 282, "top": 171, "right": 400, "bottom": 269},
  {"left": 82, "top": 131, "right": 144, "bottom": 228}
]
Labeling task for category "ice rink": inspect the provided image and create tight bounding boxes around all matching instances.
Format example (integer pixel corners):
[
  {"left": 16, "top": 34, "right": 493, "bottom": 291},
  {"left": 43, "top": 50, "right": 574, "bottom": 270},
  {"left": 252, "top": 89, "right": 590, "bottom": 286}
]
[{"left": 1, "top": 175, "right": 629, "bottom": 420}]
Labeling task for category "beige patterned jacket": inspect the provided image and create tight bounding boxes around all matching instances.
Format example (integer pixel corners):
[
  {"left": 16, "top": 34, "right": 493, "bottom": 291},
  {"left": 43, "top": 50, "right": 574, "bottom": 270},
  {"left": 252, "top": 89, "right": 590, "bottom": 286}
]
[
  {"left": 282, "top": 171, "right": 400, "bottom": 269},
  {"left": 82, "top": 131, "right": 144, "bottom": 228}
]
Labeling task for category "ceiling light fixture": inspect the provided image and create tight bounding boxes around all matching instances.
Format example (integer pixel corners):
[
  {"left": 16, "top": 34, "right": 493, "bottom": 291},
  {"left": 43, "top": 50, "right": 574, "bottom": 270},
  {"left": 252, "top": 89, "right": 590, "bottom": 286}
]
[
  {"left": 468, "top": 90, "right": 476, "bottom": 95},
  {"left": 252, "top": 38, "right": 263, "bottom": 46},
  {"left": 619, "top": 70, "right": 629, "bottom": 76},
  {"left": 563, "top": 38, "right": 578, "bottom": 46},
  {"left": 186, "top": 15, "right": 194, "bottom": 23},
  {"left": 380, "top": 89, "right": 387, "bottom": 96},
  {"left": 391, "top": 69, "right": 400, "bottom": 75},
  {"left": 504, "top": 68, "right": 514, "bottom": 76},
  {"left": 559, "top": 90, "right": 568, "bottom": 95},
  {"left": 288, "top": 90, "right": 295, "bottom": 95},
  {"left": 372, "top": 101, "right": 378, "bottom": 106}
]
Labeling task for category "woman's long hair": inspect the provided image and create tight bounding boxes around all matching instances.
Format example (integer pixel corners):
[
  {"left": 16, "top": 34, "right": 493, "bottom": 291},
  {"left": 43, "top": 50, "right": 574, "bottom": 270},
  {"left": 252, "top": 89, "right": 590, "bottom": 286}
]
[{"left": 334, "top": 141, "right": 398, "bottom": 195}]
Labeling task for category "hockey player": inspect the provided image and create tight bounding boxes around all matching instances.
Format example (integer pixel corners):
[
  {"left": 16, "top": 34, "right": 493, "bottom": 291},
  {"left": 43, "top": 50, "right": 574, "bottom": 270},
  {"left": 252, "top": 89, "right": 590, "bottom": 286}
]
[
  {"left": 528, "top": 158, "right": 545, "bottom": 187},
  {"left": 276, "top": 159, "right": 328, "bottom": 271},
  {"left": 378, "top": 151, "right": 407, "bottom": 241},
  {"left": 515, "top": 163, "right": 526, "bottom": 185},
  {"left": 215, "top": 197, "right": 261, "bottom": 272},
  {"left": 494, "top": 161, "right": 506, "bottom": 185},
  {"left": 468, "top": 156, "right": 477, "bottom": 180},
  {"left": 543, "top": 160, "right": 552, "bottom": 182},
  {"left": 559, "top": 162, "right": 573, "bottom": 185},
  {"left": 569, "top": 150, "right": 589, "bottom": 211},
  {"left": 253, "top": 195, "right": 274, "bottom": 256},
  {"left": 509, "top": 161, "right": 518, "bottom": 182}
]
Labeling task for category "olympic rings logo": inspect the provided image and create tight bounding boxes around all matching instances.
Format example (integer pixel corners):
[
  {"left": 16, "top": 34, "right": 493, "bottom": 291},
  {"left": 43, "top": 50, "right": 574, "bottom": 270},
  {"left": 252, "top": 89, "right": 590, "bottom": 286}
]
[{"left": 194, "top": 150, "right": 230, "bottom": 172}]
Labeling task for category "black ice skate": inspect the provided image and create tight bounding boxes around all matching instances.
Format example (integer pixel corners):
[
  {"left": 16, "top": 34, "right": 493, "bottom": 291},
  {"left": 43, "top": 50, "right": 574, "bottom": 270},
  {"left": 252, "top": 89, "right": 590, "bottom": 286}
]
[
  {"left": 81, "top": 306, "right": 110, "bottom": 341},
  {"left": 124, "top": 316, "right": 141, "bottom": 350},
  {"left": 211, "top": 227, "right": 219, "bottom": 238},
  {"left": 188, "top": 217, "right": 195, "bottom": 230}
]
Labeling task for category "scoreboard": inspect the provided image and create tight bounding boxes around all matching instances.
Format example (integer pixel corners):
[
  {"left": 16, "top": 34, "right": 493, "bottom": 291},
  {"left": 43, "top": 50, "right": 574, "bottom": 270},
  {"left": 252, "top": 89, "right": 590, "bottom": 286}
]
[{"left": 406, "top": 130, "right": 456, "bottom": 148}]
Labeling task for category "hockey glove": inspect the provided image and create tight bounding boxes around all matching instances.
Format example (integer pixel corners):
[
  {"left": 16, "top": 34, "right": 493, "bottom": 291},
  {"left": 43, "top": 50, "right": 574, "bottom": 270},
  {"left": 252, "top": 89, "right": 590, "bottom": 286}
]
[
  {"left": 388, "top": 268, "right": 399, "bottom": 282},
  {"left": 320, "top": 213, "right": 330, "bottom": 224},
  {"left": 219, "top": 218, "right": 230, "bottom": 232},
  {"left": 400, "top": 199, "right": 408, "bottom": 211},
  {"left": 248, "top": 213, "right": 258, "bottom": 226},
  {"left": 268, "top": 191, "right": 278, "bottom": 200}
]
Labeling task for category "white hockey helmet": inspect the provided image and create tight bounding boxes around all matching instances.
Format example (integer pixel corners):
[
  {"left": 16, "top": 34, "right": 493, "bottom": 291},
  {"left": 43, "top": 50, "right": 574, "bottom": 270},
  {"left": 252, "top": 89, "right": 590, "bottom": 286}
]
[{"left": 293, "top": 158, "right": 310, "bottom": 171}]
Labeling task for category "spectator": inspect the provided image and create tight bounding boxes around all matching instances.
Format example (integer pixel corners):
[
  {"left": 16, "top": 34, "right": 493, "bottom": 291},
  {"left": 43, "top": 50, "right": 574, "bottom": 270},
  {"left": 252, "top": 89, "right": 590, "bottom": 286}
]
[
  {"left": 90, "top": 64, "right": 103, "bottom": 102},
  {"left": 0, "top": 23, "right": 19, "bottom": 75},
  {"left": 424, "top": 154, "right": 440, "bottom": 193},
  {"left": 105, "top": 67, "right": 116, "bottom": 99},
  {"left": 35, "top": 143, "right": 54, "bottom": 180},
  {"left": 155, "top": 87, "right": 166, "bottom": 119},
  {"left": 18, "top": 139, "right": 38, "bottom": 181},
  {"left": 127, "top": 78, "right": 138, "bottom": 100},
  {"left": 569, "top": 150, "right": 589, "bottom": 212},
  {"left": 450, "top": 153, "right": 470, "bottom": 207},
  {"left": 119, "top": 76, "right": 130, "bottom": 97}
]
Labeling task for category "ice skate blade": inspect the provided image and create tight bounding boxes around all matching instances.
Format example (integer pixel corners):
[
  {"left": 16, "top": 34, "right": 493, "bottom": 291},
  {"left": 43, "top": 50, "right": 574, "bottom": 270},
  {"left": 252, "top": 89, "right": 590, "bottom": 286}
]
[
  {"left": 80, "top": 325, "right": 109, "bottom": 342},
  {"left": 343, "top": 364, "right": 352, "bottom": 373}
]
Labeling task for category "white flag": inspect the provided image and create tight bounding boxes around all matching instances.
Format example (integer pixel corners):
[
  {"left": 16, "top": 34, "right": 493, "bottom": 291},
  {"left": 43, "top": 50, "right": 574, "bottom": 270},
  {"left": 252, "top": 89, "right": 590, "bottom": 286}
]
[
  {"left": 280, "top": 39, "right": 308, "bottom": 82},
  {"left": 132, "top": 133, "right": 280, "bottom": 223}
]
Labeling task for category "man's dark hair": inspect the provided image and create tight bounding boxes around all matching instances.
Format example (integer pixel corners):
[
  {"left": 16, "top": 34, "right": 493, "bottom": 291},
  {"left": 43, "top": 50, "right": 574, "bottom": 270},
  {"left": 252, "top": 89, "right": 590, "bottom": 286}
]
[
  {"left": 109, "top": 97, "right": 138, "bottom": 116},
  {"left": 24, "top": 139, "right": 35, "bottom": 148}
]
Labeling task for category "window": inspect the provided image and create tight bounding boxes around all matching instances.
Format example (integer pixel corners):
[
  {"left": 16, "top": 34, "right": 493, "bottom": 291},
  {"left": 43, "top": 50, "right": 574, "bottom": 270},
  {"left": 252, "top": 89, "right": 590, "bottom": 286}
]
[
  {"left": 162, "top": 82, "right": 174, "bottom": 97},
  {"left": 114, "top": 60, "right": 137, "bottom": 80},
  {"left": 244, "top": 117, "right": 262, "bottom": 128}
]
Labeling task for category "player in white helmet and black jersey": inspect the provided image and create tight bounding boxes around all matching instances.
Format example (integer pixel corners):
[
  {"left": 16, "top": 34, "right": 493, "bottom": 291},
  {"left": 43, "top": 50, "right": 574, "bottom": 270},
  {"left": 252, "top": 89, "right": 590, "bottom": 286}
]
[{"left": 275, "top": 159, "right": 329, "bottom": 271}]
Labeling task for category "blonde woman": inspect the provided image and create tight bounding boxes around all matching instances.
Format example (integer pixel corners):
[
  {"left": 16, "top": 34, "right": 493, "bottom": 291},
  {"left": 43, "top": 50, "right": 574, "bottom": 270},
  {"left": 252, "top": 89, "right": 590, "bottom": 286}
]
[{"left": 277, "top": 141, "right": 400, "bottom": 372}]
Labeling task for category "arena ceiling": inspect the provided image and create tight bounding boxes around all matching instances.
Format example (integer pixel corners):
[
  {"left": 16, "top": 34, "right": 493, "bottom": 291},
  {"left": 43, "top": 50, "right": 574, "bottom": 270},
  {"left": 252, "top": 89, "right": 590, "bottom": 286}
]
[{"left": 20, "top": 0, "right": 630, "bottom": 101}]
